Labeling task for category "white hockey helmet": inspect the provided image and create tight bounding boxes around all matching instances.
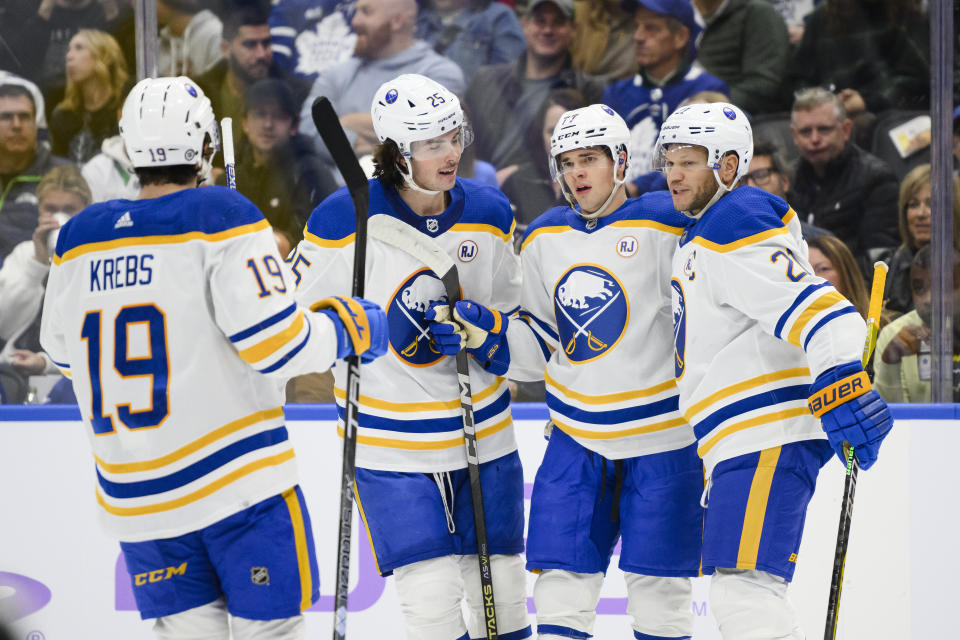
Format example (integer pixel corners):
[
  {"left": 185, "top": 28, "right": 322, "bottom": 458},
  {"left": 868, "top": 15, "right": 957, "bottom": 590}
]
[
  {"left": 119, "top": 76, "right": 220, "bottom": 171},
  {"left": 371, "top": 74, "right": 472, "bottom": 195},
  {"left": 653, "top": 102, "right": 753, "bottom": 188},
  {"left": 549, "top": 103, "right": 630, "bottom": 219}
]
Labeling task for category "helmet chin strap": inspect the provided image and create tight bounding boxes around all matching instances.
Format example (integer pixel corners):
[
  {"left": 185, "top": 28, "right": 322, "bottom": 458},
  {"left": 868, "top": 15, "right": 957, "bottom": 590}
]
[
  {"left": 683, "top": 169, "right": 733, "bottom": 219},
  {"left": 398, "top": 158, "right": 442, "bottom": 196},
  {"left": 578, "top": 164, "right": 627, "bottom": 220}
]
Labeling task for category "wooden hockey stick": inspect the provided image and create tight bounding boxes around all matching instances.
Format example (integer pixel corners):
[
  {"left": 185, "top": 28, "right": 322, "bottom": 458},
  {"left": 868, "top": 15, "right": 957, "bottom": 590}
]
[
  {"left": 823, "top": 260, "right": 887, "bottom": 640},
  {"left": 368, "top": 214, "right": 500, "bottom": 639},
  {"left": 220, "top": 117, "right": 236, "bottom": 190},
  {"left": 310, "top": 97, "right": 370, "bottom": 640}
]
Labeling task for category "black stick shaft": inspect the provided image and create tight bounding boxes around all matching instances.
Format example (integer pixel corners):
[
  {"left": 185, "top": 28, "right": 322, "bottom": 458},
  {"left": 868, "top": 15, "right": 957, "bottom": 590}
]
[
  {"left": 824, "top": 447, "right": 859, "bottom": 640},
  {"left": 441, "top": 269, "right": 499, "bottom": 639},
  {"left": 311, "top": 97, "right": 369, "bottom": 640}
]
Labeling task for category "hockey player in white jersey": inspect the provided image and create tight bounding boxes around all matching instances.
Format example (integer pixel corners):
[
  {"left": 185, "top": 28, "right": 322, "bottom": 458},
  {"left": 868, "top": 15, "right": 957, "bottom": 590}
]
[
  {"left": 38, "top": 76, "right": 389, "bottom": 640},
  {"left": 656, "top": 102, "right": 893, "bottom": 639},
  {"left": 434, "top": 104, "right": 703, "bottom": 640},
  {"left": 290, "top": 74, "right": 531, "bottom": 640}
]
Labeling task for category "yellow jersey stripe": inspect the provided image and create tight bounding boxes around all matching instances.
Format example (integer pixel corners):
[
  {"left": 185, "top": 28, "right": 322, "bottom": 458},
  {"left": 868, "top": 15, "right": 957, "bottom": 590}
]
[
  {"left": 737, "top": 447, "right": 781, "bottom": 569},
  {"left": 553, "top": 416, "right": 687, "bottom": 440},
  {"left": 546, "top": 370, "right": 677, "bottom": 405},
  {"left": 95, "top": 407, "right": 285, "bottom": 473},
  {"left": 238, "top": 312, "right": 306, "bottom": 363},
  {"left": 683, "top": 368, "right": 810, "bottom": 420},
  {"left": 282, "top": 488, "right": 314, "bottom": 612},
  {"left": 521, "top": 225, "right": 569, "bottom": 252},
  {"left": 333, "top": 378, "right": 506, "bottom": 411},
  {"left": 786, "top": 291, "right": 848, "bottom": 346},
  {"left": 95, "top": 448, "right": 296, "bottom": 515},
  {"left": 609, "top": 219, "right": 685, "bottom": 235},
  {"left": 305, "top": 230, "right": 354, "bottom": 248},
  {"left": 54, "top": 220, "right": 270, "bottom": 265},
  {"left": 337, "top": 415, "right": 512, "bottom": 449},
  {"left": 352, "top": 483, "right": 383, "bottom": 576},
  {"left": 697, "top": 407, "right": 811, "bottom": 457},
  {"left": 450, "top": 222, "right": 513, "bottom": 242},
  {"left": 690, "top": 226, "right": 789, "bottom": 253}
]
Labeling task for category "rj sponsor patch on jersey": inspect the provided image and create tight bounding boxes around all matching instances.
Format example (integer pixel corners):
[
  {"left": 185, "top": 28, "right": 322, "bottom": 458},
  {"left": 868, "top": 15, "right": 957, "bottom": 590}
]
[
  {"left": 388, "top": 269, "right": 448, "bottom": 366},
  {"left": 553, "top": 265, "right": 627, "bottom": 363}
]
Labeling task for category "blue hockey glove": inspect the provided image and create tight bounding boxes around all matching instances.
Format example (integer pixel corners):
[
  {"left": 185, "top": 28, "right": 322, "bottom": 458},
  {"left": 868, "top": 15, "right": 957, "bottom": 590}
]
[
  {"left": 425, "top": 302, "right": 465, "bottom": 356},
  {"left": 311, "top": 296, "right": 388, "bottom": 363},
  {"left": 808, "top": 361, "right": 893, "bottom": 470}
]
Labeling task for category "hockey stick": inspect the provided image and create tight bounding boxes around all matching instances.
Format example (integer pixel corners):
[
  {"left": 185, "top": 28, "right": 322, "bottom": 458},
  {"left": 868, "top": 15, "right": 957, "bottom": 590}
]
[
  {"left": 310, "top": 97, "right": 370, "bottom": 640},
  {"left": 823, "top": 260, "right": 887, "bottom": 640},
  {"left": 368, "top": 214, "right": 500, "bottom": 639},
  {"left": 220, "top": 117, "right": 236, "bottom": 190}
]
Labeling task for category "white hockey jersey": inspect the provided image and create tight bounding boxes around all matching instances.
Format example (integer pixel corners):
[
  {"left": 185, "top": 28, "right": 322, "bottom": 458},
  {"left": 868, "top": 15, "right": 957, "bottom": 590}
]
[
  {"left": 669, "top": 187, "right": 866, "bottom": 477},
  {"left": 40, "top": 186, "right": 341, "bottom": 542},
  {"left": 292, "top": 177, "right": 521, "bottom": 472},
  {"left": 509, "top": 194, "right": 695, "bottom": 460}
]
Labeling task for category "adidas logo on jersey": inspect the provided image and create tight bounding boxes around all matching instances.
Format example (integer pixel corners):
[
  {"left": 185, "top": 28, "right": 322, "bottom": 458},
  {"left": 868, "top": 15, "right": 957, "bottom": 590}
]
[{"left": 115, "top": 212, "right": 133, "bottom": 229}]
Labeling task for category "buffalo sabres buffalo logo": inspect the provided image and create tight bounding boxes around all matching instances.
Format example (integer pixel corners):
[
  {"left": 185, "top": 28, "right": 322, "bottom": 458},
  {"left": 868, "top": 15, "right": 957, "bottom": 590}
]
[
  {"left": 554, "top": 265, "right": 628, "bottom": 363},
  {"left": 388, "top": 269, "right": 448, "bottom": 366},
  {"left": 671, "top": 278, "right": 686, "bottom": 378}
]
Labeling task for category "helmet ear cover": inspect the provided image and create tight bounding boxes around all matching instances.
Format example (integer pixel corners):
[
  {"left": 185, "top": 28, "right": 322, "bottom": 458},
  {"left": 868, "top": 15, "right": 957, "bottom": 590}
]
[{"left": 119, "top": 76, "right": 220, "bottom": 171}]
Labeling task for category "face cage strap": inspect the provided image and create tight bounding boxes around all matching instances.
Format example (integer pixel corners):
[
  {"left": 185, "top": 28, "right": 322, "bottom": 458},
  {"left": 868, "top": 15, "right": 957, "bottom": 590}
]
[{"left": 398, "top": 154, "right": 443, "bottom": 196}]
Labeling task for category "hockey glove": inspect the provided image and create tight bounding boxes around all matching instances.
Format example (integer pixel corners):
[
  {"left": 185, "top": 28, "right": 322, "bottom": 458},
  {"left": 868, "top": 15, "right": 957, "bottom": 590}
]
[
  {"left": 425, "top": 302, "right": 466, "bottom": 356},
  {"left": 808, "top": 361, "right": 893, "bottom": 470},
  {"left": 426, "top": 300, "right": 511, "bottom": 375},
  {"left": 311, "top": 296, "right": 388, "bottom": 363}
]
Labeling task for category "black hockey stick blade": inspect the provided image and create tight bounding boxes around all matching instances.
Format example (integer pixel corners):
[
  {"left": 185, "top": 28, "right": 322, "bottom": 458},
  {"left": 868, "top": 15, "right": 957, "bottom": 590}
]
[
  {"left": 310, "top": 95, "right": 369, "bottom": 640},
  {"left": 312, "top": 97, "right": 367, "bottom": 195}
]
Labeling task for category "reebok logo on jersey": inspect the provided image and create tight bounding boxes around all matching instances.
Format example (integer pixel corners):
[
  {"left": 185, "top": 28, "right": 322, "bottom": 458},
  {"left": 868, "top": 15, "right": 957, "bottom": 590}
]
[{"left": 115, "top": 211, "right": 134, "bottom": 228}]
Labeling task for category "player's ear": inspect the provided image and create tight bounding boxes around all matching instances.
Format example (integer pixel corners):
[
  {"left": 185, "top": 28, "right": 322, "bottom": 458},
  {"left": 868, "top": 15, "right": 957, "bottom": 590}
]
[{"left": 720, "top": 153, "right": 738, "bottom": 187}]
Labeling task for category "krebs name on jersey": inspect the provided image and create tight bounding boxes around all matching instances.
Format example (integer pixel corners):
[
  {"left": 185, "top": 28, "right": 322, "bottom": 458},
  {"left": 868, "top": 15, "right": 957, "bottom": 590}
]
[{"left": 88, "top": 253, "right": 154, "bottom": 292}]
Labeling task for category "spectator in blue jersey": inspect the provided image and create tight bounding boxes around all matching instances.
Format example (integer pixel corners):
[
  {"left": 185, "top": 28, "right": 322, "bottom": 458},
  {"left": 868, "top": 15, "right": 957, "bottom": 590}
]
[
  {"left": 268, "top": 0, "right": 358, "bottom": 83},
  {"left": 417, "top": 0, "right": 526, "bottom": 79},
  {"left": 466, "top": 0, "right": 606, "bottom": 179},
  {"left": 0, "top": 83, "right": 72, "bottom": 262},
  {"left": 787, "top": 87, "right": 900, "bottom": 278},
  {"left": 602, "top": 0, "right": 727, "bottom": 196},
  {"left": 299, "top": 0, "right": 465, "bottom": 179},
  {"left": 197, "top": 4, "right": 310, "bottom": 145},
  {"left": 692, "top": 0, "right": 790, "bottom": 115}
]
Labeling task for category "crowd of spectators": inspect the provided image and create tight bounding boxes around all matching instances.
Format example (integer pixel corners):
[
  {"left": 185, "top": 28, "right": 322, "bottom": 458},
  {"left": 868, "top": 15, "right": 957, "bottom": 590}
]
[{"left": 0, "top": 0, "right": 958, "bottom": 403}]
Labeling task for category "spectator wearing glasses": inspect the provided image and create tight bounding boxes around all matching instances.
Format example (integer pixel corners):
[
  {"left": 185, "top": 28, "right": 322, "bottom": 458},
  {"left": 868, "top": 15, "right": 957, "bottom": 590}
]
[
  {"left": 883, "top": 164, "right": 960, "bottom": 316},
  {"left": 787, "top": 87, "right": 899, "bottom": 277},
  {"left": 744, "top": 139, "right": 832, "bottom": 239}
]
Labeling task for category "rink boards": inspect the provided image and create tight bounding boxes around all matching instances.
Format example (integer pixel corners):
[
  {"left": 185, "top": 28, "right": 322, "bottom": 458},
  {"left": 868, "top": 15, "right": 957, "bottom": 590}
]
[{"left": 0, "top": 403, "right": 956, "bottom": 639}]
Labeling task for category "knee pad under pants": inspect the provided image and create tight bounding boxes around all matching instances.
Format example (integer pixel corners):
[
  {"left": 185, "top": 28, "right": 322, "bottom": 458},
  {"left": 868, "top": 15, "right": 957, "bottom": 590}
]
[
  {"left": 153, "top": 598, "right": 229, "bottom": 640},
  {"left": 459, "top": 554, "right": 531, "bottom": 639},
  {"left": 624, "top": 574, "right": 693, "bottom": 639},
  {"left": 710, "top": 568, "right": 804, "bottom": 640},
  {"left": 231, "top": 615, "right": 305, "bottom": 640},
  {"left": 152, "top": 598, "right": 306, "bottom": 640},
  {"left": 533, "top": 569, "right": 604, "bottom": 638},
  {"left": 394, "top": 556, "right": 467, "bottom": 640}
]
